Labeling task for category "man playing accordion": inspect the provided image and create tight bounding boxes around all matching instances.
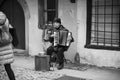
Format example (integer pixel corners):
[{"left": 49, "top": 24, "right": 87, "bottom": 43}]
[{"left": 44, "top": 18, "right": 74, "bottom": 70}]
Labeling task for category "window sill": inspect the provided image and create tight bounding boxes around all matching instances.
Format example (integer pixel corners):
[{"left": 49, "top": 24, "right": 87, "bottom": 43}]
[{"left": 84, "top": 44, "right": 120, "bottom": 51}]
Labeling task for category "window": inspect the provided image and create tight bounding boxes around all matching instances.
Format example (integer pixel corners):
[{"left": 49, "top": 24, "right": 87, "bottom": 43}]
[
  {"left": 85, "top": 0, "right": 120, "bottom": 50},
  {"left": 38, "top": 0, "right": 58, "bottom": 29},
  {"left": 44, "top": 0, "right": 58, "bottom": 22}
]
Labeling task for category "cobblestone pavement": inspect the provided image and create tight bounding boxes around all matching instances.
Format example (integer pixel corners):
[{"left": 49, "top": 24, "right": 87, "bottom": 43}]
[
  {"left": 14, "top": 67, "right": 64, "bottom": 80},
  {"left": 12, "top": 56, "right": 120, "bottom": 80},
  {"left": 11, "top": 56, "right": 91, "bottom": 80},
  {"left": 0, "top": 65, "right": 9, "bottom": 80},
  {"left": 11, "top": 56, "right": 64, "bottom": 80}
]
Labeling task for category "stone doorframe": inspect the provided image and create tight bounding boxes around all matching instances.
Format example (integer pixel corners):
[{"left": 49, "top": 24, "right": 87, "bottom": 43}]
[{"left": 17, "top": 0, "right": 30, "bottom": 55}]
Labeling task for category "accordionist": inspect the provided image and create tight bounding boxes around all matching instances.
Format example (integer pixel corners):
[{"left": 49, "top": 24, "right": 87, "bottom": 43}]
[{"left": 45, "top": 18, "right": 74, "bottom": 70}]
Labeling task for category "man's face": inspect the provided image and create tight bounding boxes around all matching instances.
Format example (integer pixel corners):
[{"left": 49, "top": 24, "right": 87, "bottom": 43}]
[{"left": 53, "top": 22, "right": 60, "bottom": 28}]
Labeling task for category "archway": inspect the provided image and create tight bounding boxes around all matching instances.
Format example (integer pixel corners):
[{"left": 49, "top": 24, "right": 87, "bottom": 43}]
[{"left": 0, "top": 0, "right": 25, "bottom": 49}]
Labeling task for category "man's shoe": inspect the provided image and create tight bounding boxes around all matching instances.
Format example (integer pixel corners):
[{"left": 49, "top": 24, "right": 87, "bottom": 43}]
[{"left": 57, "top": 63, "right": 64, "bottom": 70}]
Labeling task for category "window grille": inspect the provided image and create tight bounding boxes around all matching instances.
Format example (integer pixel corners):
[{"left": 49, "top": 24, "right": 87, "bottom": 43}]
[{"left": 86, "top": 0, "right": 120, "bottom": 50}]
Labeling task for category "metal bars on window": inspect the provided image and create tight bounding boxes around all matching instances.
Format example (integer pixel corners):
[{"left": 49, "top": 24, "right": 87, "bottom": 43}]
[
  {"left": 91, "top": 0, "right": 120, "bottom": 47},
  {"left": 44, "top": 0, "right": 58, "bottom": 23}
]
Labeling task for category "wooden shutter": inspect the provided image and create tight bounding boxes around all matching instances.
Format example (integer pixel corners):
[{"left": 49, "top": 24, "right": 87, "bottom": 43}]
[{"left": 38, "top": 0, "right": 44, "bottom": 29}]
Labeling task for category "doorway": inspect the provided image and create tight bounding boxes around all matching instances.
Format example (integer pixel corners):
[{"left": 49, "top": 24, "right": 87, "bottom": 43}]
[{"left": 0, "top": 0, "right": 25, "bottom": 49}]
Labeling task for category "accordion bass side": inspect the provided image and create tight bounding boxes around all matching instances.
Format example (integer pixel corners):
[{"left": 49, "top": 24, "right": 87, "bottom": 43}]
[
  {"left": 43, "top": 29, "right": 53, "bottom": 41},
  {"left": 54, "top": 30, "right": 72, "bottom": 46}
]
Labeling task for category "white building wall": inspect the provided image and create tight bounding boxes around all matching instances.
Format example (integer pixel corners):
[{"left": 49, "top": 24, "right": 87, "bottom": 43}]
[
  {"left": 25, "top": 0, "right": 43, "bottom": 55},
  {"left": 24, "top": 0, "right": 120, "bottom": 68},
  {"left": 77, "top": 0, "right": 120, "bottom": 68},
  {"left": 58, "top": 0, "right": 78, "bottom": 62}
]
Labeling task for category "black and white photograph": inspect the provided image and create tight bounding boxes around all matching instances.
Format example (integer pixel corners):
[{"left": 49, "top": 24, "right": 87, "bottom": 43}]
[{"left": 0, "top": 0, "right": 120, "bottom": 80}]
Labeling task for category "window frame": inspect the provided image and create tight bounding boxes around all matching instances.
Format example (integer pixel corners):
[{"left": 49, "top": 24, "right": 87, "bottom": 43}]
[
  {"left": 44, "top": 0, "right": 58, "bottom": 23},
  {"left": 38, "top": 0, "right": 58, "bottom": 29},
  {"left": 85, "top": 0, "right": 120, "bottom": 51}
]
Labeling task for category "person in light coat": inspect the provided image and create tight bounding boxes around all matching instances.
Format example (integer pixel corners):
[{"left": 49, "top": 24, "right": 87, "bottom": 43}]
[{"left": 0, "top": 11, "right": 15, "bottom": 80}]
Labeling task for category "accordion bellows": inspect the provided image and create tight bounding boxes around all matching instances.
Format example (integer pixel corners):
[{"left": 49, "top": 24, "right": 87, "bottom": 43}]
[
  {"left": 0, "top": 44, "right": 14, "bottom": 64},
  {"left": 54, "top": 30, "right": 68, "bottom": 46}
]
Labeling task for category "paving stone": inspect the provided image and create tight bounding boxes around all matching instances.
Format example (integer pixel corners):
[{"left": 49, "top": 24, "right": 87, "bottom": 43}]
[
  {"left": 0, "top": 65, "right": 9, "bottom": 80},
  {"left": 14, "top": 67, "right": 63, "bottom": 80}
]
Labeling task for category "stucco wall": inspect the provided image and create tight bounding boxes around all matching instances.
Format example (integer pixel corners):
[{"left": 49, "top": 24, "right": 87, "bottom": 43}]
[
  {"left": 25, "top": 0, "right": 43, "bottom": 55},
  {"left": 24, "top": 0, "right": 120, "bottom": 68},
  {"left": 77, "top": 0, "right": 120, "bottom": 68},
  {"left": 58, "top": 0, "right": 78, "bottom": 62}
]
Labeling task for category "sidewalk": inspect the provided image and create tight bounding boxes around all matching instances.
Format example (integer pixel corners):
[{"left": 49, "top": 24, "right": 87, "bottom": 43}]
[{"left": 11, "top": 56, "right": 120, "bottom": 80}]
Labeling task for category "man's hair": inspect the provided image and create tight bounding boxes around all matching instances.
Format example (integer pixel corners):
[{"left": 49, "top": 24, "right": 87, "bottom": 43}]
[{"left": 53, "top": 18, "right": 61, "bottom": 24}]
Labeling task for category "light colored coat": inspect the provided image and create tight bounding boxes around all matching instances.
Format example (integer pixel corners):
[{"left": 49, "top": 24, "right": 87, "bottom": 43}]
[{"left": 0, "top": 44, "right": 14, "bottom": 64}]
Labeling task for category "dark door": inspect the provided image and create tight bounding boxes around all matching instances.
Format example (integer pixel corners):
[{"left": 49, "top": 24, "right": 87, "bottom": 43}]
[{"left": 0, "top": 0, "right": 25, "bottom": 49}]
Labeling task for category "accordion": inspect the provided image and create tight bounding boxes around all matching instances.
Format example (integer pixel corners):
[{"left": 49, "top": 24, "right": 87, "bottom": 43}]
[
  {"left": 43, "top": 29, "right": 73, "bottom": 46},
  {"left": 54, "top": 30, "right": 73, "bottom": 46},
  {"left": 54, "top": 30, "right": 67, "bottom": 46},
  {"left": 43, "top": 29, "right": 53, "bottom": 41}
]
